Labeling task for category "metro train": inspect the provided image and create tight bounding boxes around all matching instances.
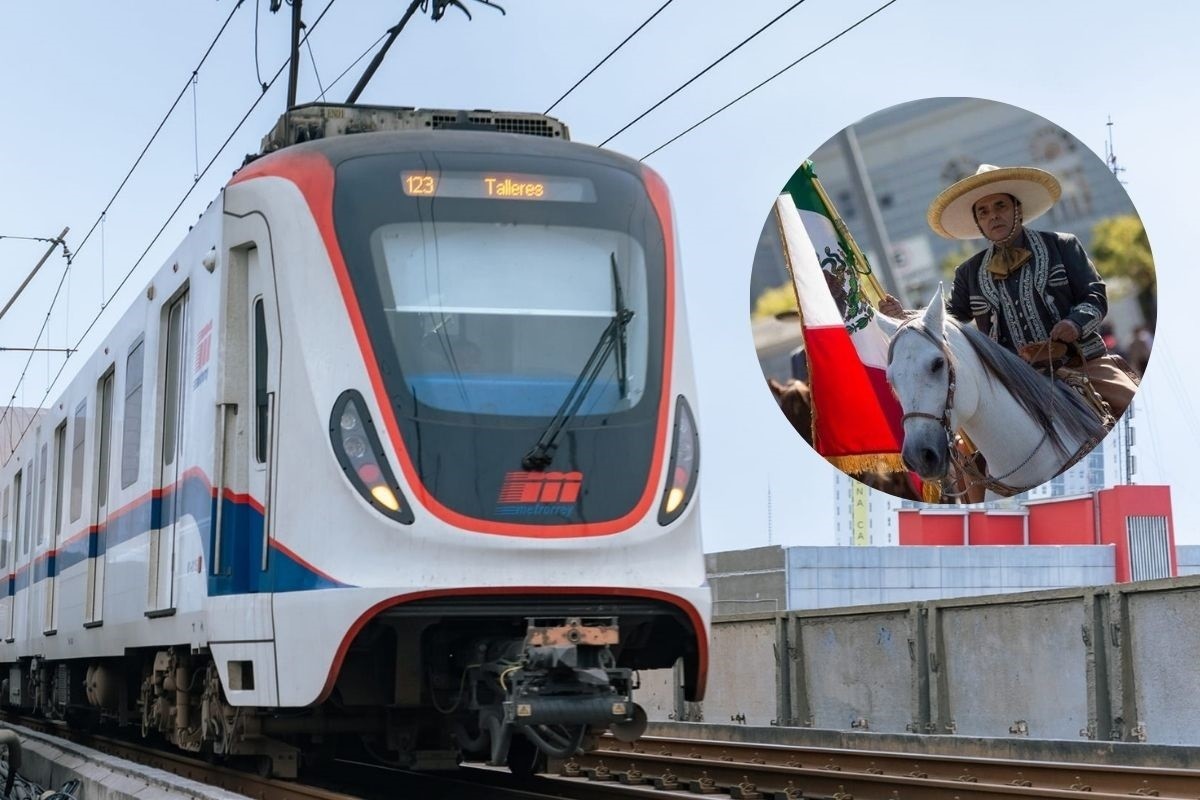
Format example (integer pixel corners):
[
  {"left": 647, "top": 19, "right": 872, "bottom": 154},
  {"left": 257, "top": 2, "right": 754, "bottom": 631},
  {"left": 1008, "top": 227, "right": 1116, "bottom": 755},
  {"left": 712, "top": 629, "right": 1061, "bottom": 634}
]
[{"left": 0, "top": 104, "right": 710, "bottom": 777}]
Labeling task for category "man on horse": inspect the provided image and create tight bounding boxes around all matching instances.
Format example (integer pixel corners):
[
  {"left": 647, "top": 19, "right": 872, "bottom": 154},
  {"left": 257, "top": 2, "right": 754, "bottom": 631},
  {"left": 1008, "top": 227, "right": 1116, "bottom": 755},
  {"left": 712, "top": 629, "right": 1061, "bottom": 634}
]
[{"left": 881, "top": 164, "right": 1139, "bottom": 420}]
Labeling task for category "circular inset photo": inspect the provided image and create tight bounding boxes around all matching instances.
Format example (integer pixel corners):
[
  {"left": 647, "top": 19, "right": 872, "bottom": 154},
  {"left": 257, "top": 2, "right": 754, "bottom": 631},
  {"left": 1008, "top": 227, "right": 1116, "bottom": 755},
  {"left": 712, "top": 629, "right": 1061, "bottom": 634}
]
[{"left": 751, "top": 97, "right": 1155, "bottom": 503}]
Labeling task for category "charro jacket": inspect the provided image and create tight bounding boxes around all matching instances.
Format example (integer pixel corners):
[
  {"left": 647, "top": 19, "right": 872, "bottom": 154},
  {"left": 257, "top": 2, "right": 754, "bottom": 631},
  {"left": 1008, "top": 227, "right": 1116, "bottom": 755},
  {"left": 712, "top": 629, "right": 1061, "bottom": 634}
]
[{"left": 946, "top": 229, "right": 1108, "bottom": 360}]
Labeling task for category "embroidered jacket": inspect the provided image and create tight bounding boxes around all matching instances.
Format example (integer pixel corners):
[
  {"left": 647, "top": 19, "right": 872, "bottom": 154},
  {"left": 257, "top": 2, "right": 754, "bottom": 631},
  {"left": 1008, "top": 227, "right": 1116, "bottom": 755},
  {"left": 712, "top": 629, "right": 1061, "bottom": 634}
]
[{"left": 946, "top": 229, "right": 1108, "bottom": 360}]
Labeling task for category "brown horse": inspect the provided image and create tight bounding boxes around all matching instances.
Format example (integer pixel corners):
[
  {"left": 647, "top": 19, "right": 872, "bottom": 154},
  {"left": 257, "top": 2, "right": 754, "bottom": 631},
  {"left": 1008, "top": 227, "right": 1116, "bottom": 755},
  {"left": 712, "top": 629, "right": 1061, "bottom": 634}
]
[{"left": 767, "top": 377, "right": 925, "bottom": 502}]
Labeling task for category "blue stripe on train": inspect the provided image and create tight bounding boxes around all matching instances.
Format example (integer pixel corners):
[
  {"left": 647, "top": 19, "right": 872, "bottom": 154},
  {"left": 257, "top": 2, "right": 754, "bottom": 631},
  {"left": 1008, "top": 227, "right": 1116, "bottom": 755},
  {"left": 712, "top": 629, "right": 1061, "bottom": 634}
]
[{"left": 3, "top": 471, "right": 348, "bottom": 597}]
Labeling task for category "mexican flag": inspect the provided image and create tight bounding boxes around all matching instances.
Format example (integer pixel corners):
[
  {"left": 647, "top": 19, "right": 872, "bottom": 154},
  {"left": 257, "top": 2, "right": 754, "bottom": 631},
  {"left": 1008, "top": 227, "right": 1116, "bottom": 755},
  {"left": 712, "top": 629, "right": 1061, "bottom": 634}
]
[{"left": 776, "top": 162, "right": 906, "bottom": 475}]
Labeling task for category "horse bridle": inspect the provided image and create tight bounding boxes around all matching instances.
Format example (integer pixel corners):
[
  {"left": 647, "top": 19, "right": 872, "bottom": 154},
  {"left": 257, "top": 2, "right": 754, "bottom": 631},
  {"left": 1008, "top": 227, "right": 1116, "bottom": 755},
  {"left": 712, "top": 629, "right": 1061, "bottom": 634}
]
[
  {"left": 888, "top": 320, "right": 957, "bottom": 436},
  {"left": 888, "top": 318, "right": 1051, "bottom": 498}
]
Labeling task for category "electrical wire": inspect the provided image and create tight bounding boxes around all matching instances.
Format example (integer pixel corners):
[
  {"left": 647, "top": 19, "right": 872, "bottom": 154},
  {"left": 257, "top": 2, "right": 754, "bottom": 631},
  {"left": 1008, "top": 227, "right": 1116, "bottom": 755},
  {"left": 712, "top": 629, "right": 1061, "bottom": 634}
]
[
  {"left": 598, "top": 0, "right": 812, "bottom": 148},
  {"left": 71, "top": 0, "right": 247, "bottom": 267},
  {"left": 639, "top": 0, "right": 900, "bottom": 161},
  {"left": 1, "top": 754, "right": 80, "bottom": 800},
  {"left": 254, "top": 0, "right": 269, "bottom": 92},
  {"left": 317, "top": 30, "right": 390, "bottom": 102},
  {"left": 543, "top": 0, "right": 674, "bottom": 115},
  {"left": 1, "top": 0, "right": 341, "bottom": 463},
  {"left": 0, "top": 1, "right": 247, "bottom": 436},
  {"left": 306, "top": 36, "right": 327, "bottom": 99}
]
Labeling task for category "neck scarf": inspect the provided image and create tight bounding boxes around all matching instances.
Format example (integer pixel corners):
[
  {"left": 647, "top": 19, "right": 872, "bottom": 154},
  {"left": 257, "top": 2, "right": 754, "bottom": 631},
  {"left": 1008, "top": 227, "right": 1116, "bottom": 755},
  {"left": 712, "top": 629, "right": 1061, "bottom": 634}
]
[{"left": 986, "top": 228, "right": 1029, "bottom": 277}]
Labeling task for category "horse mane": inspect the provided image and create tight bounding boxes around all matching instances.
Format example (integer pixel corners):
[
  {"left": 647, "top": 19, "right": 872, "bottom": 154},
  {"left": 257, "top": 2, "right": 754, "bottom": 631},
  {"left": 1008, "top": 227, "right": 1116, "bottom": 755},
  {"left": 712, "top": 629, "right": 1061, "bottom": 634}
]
[{"left": 949, "top": 319, "right": 1108, "bottom": 458}]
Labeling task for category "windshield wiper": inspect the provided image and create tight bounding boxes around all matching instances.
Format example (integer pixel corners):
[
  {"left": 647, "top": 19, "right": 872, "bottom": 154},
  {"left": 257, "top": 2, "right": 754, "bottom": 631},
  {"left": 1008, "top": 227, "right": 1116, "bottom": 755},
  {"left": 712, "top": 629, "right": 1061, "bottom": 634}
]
[{"left": 522, "top": 253, "right": 633, "bottom": 471}]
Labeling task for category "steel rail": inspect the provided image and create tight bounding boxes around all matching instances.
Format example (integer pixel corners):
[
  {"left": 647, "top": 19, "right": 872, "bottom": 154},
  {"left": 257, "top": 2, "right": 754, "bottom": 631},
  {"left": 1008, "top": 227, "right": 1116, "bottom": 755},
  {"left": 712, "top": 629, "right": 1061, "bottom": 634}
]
[
  {"left": 1, "top": 712, "right": 628, "bottom": 800},
  {"left": 542, "top": 734, "right": 1200, "bottom": 799}
]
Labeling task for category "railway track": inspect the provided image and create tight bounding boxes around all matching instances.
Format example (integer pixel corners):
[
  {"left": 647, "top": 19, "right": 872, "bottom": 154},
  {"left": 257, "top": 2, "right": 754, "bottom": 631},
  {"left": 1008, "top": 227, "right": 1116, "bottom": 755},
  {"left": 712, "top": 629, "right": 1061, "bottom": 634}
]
[
  {"left": 9, "top": 712, "right": 1199, "bottom": 800},
  {"left": 547, "top": 734, "right": 1200, "bottom": 799},
  {"left": 1, "top": 712, "right": 630, "bottom": 800}
]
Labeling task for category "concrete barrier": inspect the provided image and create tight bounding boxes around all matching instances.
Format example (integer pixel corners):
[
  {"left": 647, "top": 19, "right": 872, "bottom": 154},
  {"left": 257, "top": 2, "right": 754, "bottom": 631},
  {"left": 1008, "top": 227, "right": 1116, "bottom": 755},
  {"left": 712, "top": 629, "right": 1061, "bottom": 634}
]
[{"left": 663, "top": 574, "right": 1200, "bottom": 744}]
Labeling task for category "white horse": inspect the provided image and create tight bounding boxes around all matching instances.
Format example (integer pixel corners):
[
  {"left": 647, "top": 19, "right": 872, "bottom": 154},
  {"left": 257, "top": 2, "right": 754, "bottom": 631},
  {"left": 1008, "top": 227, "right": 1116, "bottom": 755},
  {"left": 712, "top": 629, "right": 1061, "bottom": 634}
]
[{"left": 875, "top": 290, "right": 1109, "bottom": 498}]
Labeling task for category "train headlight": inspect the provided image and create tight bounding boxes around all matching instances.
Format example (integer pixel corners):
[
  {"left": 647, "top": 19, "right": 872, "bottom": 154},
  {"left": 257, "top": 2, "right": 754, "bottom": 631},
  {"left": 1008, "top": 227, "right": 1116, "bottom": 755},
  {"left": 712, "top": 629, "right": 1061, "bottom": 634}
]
[
  {"left": 658, "top": 395, "right": 699, "bottom": 525},
  {"left": 330, "top": 390, "right": 414, "bottom": 524}
]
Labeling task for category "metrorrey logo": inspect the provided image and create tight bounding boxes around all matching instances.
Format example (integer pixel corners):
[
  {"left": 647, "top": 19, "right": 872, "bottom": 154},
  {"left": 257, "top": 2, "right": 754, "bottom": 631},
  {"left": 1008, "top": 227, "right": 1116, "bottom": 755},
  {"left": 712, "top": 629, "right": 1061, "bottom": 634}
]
[{"left": 496, "top": 471, "right": 582, "bottom": 517}]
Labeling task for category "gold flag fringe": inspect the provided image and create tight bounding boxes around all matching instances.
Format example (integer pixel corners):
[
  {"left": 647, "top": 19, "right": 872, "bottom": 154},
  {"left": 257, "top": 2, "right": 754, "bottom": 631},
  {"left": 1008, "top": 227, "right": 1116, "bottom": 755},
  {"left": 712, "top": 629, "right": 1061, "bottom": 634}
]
[
  {"left": 825, "top": 453, "right": 907, "bottom": 475},
  {"left": 922, "top": 481, "right": 943, "bottom": 504}
]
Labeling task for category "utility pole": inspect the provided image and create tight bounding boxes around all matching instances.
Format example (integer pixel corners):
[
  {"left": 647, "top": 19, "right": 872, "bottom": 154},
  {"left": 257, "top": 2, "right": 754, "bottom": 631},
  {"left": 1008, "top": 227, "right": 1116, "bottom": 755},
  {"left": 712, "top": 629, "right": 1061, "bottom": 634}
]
[
  {"left": 1105, "top": 116, "right": 1134, "bottom": 484},
  {"left": 837, "top": 126, "right": 907, "bottom": 305},
  {"left": 0, "top": 227, "right": 69, "bottom": 323}
]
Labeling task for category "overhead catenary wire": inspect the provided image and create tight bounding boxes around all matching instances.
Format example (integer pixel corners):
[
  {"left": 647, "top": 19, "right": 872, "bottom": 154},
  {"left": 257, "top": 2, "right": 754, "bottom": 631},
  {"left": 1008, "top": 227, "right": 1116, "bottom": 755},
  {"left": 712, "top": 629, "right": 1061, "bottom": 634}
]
[
  {"left": 543, "top": 0, "right": 675, "bottom": 115},
  {"left": 318, "top": 30, "right": 390, "bottom": 102},
  {"left": 1, "top": 0, "right": 342, "bottom": 464},
  {"left": 598, "top": 0, "right": 813, "bottom": 148},
  {"left": 640, "top": 0, "right": 900, "bottom": 161},
  {"left": 0, "top": 3, "right": 247, "bottom": 438},
  {"left": 70, "top": 0, "right": 247, "bottom": 268},
  {"left": 0, "top": 230, "right": 70, "bottom": 435},
  {"left": 306, "top": 36, "right": 327, "bottom": 98}
]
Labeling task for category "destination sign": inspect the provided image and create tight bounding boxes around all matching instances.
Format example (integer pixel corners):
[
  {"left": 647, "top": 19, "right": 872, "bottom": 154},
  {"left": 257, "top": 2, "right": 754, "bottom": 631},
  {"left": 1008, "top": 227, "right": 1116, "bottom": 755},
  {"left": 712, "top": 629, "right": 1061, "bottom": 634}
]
[{"left": 400, "top": 171, "right": 595, "bottom": 202}]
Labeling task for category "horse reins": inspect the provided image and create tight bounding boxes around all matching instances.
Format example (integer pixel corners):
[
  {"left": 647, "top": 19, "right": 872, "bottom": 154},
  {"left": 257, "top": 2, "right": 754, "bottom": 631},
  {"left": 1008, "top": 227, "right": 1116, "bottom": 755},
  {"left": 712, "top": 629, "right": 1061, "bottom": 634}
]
[{"left": 890, "top": 318, "right": 1058, "bottom": 499}]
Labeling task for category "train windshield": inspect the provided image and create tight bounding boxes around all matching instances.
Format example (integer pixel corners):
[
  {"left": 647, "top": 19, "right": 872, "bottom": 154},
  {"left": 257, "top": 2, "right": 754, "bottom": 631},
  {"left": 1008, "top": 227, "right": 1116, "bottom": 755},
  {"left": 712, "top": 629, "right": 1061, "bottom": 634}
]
[
  {"left": 373, "top": 221, "right": 649, "bottom": 417},
  {"left": 332, "top": 147, "right": 668, "bottom": 527}
]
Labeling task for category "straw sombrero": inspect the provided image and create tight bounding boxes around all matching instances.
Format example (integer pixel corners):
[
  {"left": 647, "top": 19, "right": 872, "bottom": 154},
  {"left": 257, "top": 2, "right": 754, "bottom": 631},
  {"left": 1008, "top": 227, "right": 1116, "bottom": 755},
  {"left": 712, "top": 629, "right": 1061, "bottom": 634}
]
[{"left": 927, "top": 164, "right": 1062, "bottom": 240}]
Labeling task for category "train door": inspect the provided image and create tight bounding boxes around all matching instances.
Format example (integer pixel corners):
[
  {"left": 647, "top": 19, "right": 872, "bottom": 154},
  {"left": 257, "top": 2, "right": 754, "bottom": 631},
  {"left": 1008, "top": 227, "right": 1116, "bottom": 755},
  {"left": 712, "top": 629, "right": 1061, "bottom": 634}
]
[
  {"left": 2, "top": 481, "right": 13, "bottom": 641},
  {"left": 19, "top": 457, "right": 33, "bottom": 639},
  {"left": 34, "top": 440, "right": 47, "bottom": 633},
  {"left": 213, "top": 238, "right": 278, "bottom": 587},
  {"left": 247, "top": 248, "right": 279, "bottom": 575},
  {"left": 85, "top": 370, "right": 115, "bottom": 625},
  {"left": 44, "top": 421, "right": 66, "bottom": 633},
  {"left": 150, "top": 291, "right": 190, "bottom": 614}
]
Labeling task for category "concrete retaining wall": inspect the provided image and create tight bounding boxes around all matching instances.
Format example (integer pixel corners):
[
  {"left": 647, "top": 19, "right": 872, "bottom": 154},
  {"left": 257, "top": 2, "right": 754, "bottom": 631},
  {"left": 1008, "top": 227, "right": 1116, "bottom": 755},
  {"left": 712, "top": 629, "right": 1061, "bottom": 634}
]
[{"left": 643, "top": 574, "right": 1200, "bottom": 745}]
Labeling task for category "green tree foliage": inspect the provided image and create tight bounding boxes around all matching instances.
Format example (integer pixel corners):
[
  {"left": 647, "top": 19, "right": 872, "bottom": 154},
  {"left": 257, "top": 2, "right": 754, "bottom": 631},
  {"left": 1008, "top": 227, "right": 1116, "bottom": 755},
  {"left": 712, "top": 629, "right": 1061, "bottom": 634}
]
[
  {"left": 752, "top": 284, "right": 799, "bottom": 319},
  {"left": 939, "top": 243, "right": 977, "bottom": 280},
  {"left": 1090, "top": 214, "right": 1154, "bottom": 289},
  {"left": 1089, "top": 214, "right": 1156, "bottom": 326}
]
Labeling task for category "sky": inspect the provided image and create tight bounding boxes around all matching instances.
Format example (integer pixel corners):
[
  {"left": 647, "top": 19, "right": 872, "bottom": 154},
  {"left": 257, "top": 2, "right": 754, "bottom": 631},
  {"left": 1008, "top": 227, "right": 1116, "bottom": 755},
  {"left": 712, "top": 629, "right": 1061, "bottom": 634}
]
[{"left": 1, "top": 0, "right": 1197, "bottom": 552}]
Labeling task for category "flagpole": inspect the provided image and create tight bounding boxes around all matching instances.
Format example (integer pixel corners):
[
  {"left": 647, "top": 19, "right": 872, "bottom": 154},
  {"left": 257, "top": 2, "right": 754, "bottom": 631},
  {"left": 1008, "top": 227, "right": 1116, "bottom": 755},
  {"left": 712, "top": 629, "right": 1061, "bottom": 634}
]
[{"left": 807, "top": 172, "right": 888, "bottom": 307}]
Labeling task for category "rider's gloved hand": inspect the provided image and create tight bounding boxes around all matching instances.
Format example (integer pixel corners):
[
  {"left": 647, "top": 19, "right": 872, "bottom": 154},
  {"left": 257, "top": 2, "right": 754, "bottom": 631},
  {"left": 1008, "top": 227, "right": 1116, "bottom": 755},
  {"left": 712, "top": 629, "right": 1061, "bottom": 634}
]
[
  {"left": 878, "top": 294, "right": 906, "bottom": 318},
  {"left": 1050, "top": 319, "right": 1081, "bottom": 343}
]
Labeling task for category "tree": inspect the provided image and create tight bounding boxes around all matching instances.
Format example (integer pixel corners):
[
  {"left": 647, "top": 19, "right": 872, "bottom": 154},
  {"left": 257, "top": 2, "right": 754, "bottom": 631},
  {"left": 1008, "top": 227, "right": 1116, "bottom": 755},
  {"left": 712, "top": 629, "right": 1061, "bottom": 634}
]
[
  {"left": 1089, "top": 214, "right": 1156, "bottom": 328},
  {"left": 939, "top": 243, "right": 977, "bottom": 281},
  {"left": 752, "top": 283, "right": 798, "bottom": 319}
]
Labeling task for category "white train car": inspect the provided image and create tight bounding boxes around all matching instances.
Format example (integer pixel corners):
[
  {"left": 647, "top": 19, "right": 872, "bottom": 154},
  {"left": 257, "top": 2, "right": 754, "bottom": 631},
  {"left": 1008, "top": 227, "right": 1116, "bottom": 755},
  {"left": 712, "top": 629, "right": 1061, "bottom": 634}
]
[{"left": 0, "top": 104, "right": 709, "bottom": 777}]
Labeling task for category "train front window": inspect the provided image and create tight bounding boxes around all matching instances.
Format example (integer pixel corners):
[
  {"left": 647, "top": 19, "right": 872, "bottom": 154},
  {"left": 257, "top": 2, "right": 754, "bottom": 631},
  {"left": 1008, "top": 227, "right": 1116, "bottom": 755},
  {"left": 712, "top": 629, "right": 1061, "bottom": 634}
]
[
  {"left": 372, "top": 221, "right": 649, "bottom": 417},
  {"left": 333, "top": 147, "right": 668, "bottom": 524}
]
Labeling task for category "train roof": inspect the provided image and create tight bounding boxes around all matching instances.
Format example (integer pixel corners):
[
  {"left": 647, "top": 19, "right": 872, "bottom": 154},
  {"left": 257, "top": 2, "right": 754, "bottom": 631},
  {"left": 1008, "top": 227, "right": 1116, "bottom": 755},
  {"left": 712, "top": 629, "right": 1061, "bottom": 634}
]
[{"left": 241, "top": 103, "right": 644, "bottom": 179}]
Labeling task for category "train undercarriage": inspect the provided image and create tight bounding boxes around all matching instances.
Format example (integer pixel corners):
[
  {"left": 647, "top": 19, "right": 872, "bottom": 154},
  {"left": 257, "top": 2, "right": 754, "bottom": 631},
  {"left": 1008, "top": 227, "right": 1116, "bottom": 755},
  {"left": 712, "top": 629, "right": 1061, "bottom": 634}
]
[{"left": 1, "top": 596, "right": 699, "bottom": 778}]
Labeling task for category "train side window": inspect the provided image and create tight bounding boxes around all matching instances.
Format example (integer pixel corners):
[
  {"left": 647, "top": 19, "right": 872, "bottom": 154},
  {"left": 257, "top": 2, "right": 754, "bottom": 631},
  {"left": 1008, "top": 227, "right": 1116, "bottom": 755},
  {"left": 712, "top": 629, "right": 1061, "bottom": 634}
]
[
  {"left": 12, "top": 473, "right": 22, "bottom": 563},
  {"left": 23, "top": 456, "right": 33, "bottom": 556},
  {"left": 53, "top": 422, "right": 66, "bottom": 538},
  {"left": 163, "top": 296, "right": 188, "bottom": 469},
  {"left": 1, "top": 486, "right": 9, "bottom": 570},
  {"left": 254, "top": 297, "right": 267, "bottom": 464},
  {"left": 70, "top": 399, "right": 87, "bottom": 523},
  {"left": 121, "top": 338, "right": 145, "bottom": 488},
  {"left": 37, "top": 443, "right": 47, "bottom": 546},
  {"left": 97, "top": 369, "right": 115, "bottom": 511}
]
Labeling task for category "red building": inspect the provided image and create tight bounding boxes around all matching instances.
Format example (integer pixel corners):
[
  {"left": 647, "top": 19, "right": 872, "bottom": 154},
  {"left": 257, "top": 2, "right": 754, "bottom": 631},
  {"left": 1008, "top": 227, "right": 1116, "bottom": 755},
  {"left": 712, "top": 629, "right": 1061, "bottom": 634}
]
[{"left": 898, "top": 485, "right": 1175, "bottom": 582}]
